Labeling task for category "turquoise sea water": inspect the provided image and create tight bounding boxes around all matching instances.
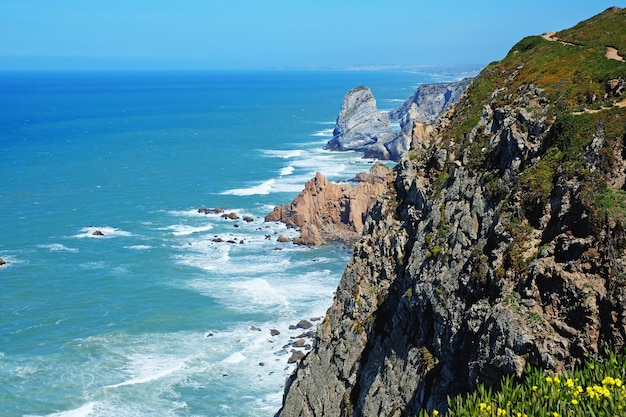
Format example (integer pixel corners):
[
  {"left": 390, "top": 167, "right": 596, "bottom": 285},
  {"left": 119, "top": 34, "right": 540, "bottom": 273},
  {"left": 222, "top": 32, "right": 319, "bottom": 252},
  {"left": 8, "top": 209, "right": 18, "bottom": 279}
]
[{"left": 0, "top": 69, "right": 470, "bottom": 417}]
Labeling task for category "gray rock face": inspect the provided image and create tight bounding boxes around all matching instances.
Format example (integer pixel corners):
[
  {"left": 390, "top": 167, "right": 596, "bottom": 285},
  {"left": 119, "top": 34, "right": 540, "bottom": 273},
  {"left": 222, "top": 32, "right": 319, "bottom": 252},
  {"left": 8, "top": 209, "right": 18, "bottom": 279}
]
[
  {"left": 389, "top": 78, "right": 472, "bottom": 128},
  {"left": 277, "top": 79, "right": 626, "bottom": 417},
  {"left": 326, "top": 81, "right": 470, "bottom": 162},
  {"left": 326, "top": 86, "right": 395, "bottom": 160}
]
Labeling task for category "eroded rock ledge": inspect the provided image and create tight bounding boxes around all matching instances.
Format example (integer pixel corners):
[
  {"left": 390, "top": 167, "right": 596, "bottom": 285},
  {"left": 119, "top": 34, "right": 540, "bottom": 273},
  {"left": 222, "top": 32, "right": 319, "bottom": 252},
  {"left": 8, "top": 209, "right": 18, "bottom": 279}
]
[{"left": 265, "top": 164, "right": 394, "bottom": 246}]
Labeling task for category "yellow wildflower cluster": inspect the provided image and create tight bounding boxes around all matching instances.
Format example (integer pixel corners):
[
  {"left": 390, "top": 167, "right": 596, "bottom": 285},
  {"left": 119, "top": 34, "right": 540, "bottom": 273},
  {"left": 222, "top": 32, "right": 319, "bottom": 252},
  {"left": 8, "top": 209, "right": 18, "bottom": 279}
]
[{"left": 440, "top": 352, "right": 626, "bottom": 417}]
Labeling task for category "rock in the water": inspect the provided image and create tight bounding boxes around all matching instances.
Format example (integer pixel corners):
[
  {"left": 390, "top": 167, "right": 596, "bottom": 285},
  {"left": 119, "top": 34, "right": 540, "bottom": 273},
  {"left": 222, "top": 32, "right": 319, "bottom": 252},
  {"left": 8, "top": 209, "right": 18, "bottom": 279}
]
[
  {"left": 292, "top": 338, "right": 306, "bottom": 347},
  {"left": 295, "top": 320, "right": 312, "bottom": 330},
  {"left": 265, "top": 165, "right": 393, "bottom": 246},
  {"left": 325, "top": 86, "right": 395, "bottom": 160},
  {"left": 0, "top": 257, "right": 5, "bottom": 266},
  {"left": 270, "top": 329, "right": 281, "bottom": 336},
  {"left": 92, "top": 230, "right": 104, "bottom": 236},
  {"left": 243, "top": 216, "right": 254, "bottom": 222},
  {"left": 198, "top": 207, "right": 225, "bottom": 214},
  {"left": 287, "top": 350, "right": 305, "bottom": 364},
  {"left": 221, "top": 212, "right": 239, "bottom": 220},
  {"left": 277, "top": 235, "right": 291, "bottom": 243},
  {"left": 250, "top": 326, "right": 262, "bottom": 331}
]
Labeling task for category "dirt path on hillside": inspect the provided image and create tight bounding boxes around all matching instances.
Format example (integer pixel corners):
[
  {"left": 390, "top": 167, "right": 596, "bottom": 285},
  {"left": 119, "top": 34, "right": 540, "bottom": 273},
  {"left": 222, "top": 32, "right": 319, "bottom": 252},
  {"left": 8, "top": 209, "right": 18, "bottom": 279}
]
[
  {"left": 543, "top": 31, "right": 625, "bottom": 114},
  {"left": 606, "top": 47, "right": 625, "bottom": 62},
  {"left": 541, "top": 32, "right": 576, "bottom": 46},
  {"left": 543, "top": 31, "right": 625, "bottom": 62}
]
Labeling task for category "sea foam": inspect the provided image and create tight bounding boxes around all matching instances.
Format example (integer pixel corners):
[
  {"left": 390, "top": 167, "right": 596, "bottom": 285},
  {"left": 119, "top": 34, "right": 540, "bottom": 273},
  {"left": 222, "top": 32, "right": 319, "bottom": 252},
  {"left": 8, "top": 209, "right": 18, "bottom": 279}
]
[{"left": 73, "top": 226, "right": 133, "bottom": 239}]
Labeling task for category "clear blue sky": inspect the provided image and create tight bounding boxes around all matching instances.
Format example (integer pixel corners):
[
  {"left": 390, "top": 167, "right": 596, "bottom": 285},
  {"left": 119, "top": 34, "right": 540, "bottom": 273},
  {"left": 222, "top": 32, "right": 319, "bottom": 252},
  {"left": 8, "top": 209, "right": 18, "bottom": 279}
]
[{"left": 0, "top": 1, "right": 623, "bottom": 71}]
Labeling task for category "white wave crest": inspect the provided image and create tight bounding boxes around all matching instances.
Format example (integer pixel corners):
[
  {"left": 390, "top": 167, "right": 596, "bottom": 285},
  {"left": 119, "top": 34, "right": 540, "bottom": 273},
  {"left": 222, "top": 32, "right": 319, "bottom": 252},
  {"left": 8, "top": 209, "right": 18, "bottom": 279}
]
[
  {"left": 105, "top": 354, "right": 186, "bottom": 389},
  {"left": 73, "top": 226, "right": 132, "bottom": 239},
  {"left": 220, "top": 179, "right": 275, "bottom": 196},
  {"left": 311, "top": 128, "right": 334, "bottom": 137},
  {"left": 221, "top": 352, "right": 246, "bottom": 364},
  {"left": 261, "top": 149, "right": 302, "bottom": 158},
  {"left": 38, "top": 243, "right": 79, "bottom": 253},
  {"left": 162, "top": 224, "right": 213, "bottom": 236},
  {"left": 279, "top": 165, "right": 295, "bottom": 176},
  {"left": 26, "top": 402, "right": 97, "bottom": 417}
]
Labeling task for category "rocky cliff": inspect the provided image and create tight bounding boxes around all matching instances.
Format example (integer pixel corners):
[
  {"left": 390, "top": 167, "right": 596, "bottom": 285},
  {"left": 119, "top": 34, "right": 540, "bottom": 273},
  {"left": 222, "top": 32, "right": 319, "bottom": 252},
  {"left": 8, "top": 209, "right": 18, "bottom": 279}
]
[
  {"left": 389, "top": 78, "right": 473, "bottom": 127},
  {"left": 326, "top": 80, "right": 470, "bottom": 162},
  {"left": 265, "top": 164, "right": 394, "bottom": 246},
  {"left": 325, "top": 86, "right": 396, "bottom": 160},
  {"left": 278, "top": 7, "right": 626, "bottom": 416}
]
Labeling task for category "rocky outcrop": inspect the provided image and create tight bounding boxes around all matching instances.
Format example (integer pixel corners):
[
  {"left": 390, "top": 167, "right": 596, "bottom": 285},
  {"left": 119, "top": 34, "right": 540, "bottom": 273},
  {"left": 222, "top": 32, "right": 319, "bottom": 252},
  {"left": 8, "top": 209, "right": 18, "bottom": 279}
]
[
  {"left": 326, "top": 86, "right": 396, "bottom": 160},
  {"left": 389, "top": 79, "right": 472, "bottom": 127},
  {"left": 327, "top": 81, "right": 470, "bottom": 162},
  {"left": 384, "top": 79, "right": 472, "bottom": 161},
  {"left": 265, "top": 164, "right": 393, "bottom": 246},
  {"left": 278, "top": 8, "right": 626, "bottom": 417}
]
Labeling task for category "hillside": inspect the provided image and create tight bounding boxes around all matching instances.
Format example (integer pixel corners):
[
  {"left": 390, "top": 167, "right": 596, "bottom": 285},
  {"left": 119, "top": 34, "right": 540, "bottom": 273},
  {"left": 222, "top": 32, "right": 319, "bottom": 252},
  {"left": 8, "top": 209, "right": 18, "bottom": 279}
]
[{"left": 277, "top": 7, "right": 626, "bottom": 417}]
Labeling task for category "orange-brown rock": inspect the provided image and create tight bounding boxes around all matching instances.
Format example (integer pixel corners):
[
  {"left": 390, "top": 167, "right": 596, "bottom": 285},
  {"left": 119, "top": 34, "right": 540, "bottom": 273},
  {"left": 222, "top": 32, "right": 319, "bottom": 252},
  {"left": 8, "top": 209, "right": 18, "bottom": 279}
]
[{"left": 265, "top": 164, "right": 392, "bottom": 246}]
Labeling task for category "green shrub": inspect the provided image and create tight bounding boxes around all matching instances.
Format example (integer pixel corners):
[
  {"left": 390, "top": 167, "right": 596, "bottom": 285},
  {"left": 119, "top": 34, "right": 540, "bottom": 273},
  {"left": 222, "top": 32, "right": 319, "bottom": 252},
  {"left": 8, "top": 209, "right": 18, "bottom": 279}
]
[{"left": 418, "top": 350, "right": 626, "bottom": 417}]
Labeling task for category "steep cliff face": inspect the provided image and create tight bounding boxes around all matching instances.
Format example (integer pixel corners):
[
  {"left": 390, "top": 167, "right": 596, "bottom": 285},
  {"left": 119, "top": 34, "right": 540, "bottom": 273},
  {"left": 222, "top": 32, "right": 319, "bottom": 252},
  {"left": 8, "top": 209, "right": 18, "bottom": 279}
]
[
  {"left": 389, "top": 78, "right": 473, "bottom": 127},
  {"left": 327, "top": 81, "right": 470, "bottom": 162},
  {"left": 326, "top": 86, "right": 396, "bottom": 160},
  {"left": 278, "top": 7, "right": 626, "bottom": 416}
]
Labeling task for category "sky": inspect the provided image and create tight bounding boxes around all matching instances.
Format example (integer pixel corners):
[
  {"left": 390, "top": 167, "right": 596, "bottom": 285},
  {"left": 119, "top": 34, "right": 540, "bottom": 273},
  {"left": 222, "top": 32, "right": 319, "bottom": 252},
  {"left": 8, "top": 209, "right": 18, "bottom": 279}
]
[{"left": 0, "top": 1, "right": 624, "bottom": 71}]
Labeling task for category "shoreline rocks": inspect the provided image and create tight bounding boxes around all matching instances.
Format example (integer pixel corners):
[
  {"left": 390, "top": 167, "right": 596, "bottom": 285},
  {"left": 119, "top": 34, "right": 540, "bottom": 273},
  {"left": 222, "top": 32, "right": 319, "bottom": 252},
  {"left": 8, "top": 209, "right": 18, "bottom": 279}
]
[{"left": 265, "top": 164, "right": 393, "bottom": 246}]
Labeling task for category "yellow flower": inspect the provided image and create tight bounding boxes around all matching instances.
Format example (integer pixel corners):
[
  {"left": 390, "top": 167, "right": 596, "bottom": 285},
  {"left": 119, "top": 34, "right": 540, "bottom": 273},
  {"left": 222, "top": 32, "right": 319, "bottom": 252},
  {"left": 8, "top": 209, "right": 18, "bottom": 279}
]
[
  {"left": 546, "top": 376, "right": 553, "bottom": 384},
  {"left": 603, "top": 376, "right": 616, "bottom": 386},
  {"left": 552, "top": 412, "right": 560, "bottom": 417},
  {"left": 497, "top": 408, "right": 506, "bottom": 416},
  {"left": 571, "top": 399, "right": 579, "bottom": 405},
  {"left": 566, "top": 378, "right": 575, "bottom": 388},
  {"left": 553, "top": 376, "right": 561, "bottom": 384},
  {"left": 532, "top": 385, "right": 538, "bottom": 391},
  {"left": 616, "top": 378, "right": 623, "bottom": 387},
  {"left": 433, "top": 410, "right": 439, "bottom": 416}
]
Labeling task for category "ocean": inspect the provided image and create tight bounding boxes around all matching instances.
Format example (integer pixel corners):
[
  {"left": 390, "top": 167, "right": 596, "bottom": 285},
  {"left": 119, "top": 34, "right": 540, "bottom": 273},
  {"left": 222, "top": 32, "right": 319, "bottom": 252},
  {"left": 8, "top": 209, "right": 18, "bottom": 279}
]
[{"left": 0, "top": 69, "right": 471, "bottom": 417}]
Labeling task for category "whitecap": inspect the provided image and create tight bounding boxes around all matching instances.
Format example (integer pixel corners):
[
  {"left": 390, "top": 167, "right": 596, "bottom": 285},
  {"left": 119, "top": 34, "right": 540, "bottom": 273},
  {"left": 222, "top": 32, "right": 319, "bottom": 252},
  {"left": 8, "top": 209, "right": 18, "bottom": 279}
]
[
  {"left": 38, "top": 243, "right": 79, "bottom": 253},
  {"left": 125, "top": 245, "right": 152, "bottom": 250},
  {"left": 161, "top": 224, "right": 213, "bottom": 236},
  {"left": 279, "top": 165, "right": 294, "bottom": 176},
  {"left": 221, "top": 352, "right": 246, "bottom": 364},
  {"left": 25, "top": 402, "right": 97, "bottom": 417},
  {"left": 220, "top": 179, "right": 275, "bottom": 196},
  {"left": 73, "top": 226, "right": 132, "bottom": 239},
  {"left": 105, "top": 354, "right": 186, "bottom": 389},
  {"left": 230, "top": 278, "right": 288, "bottom": 307},
  {"left": 173, "top": 244, "right": 230, "bottom": 271},
  {"left": 261, "top": 149, "right": 302, "bottom": 158},
  {"left": 311, "top": 128, "right": 334, "bottom": 137}
]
